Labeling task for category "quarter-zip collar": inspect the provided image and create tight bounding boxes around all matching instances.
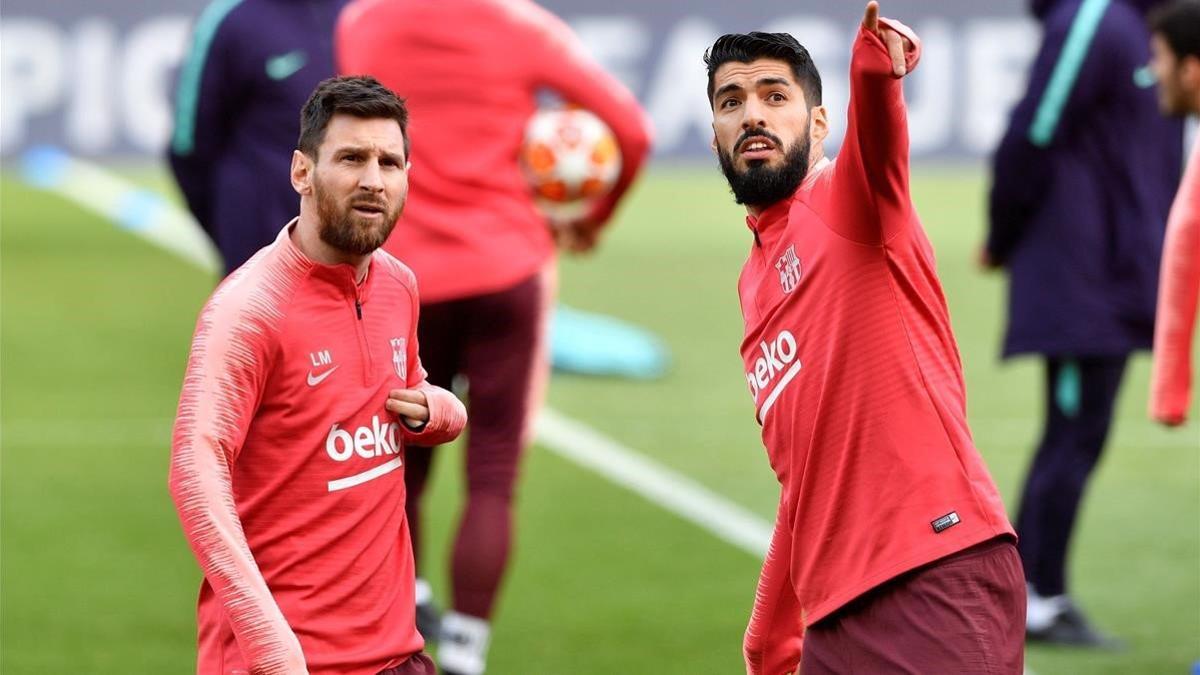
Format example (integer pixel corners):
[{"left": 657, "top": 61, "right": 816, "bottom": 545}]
[
  {"left": 277, "top": 218, "right": 377, "bottom": 306},
  {"left": 745, "top": 198, "right": 792, "bottom": 245},
  {"left": 744, "top": 157, "right": 832, "bottom": 249}
]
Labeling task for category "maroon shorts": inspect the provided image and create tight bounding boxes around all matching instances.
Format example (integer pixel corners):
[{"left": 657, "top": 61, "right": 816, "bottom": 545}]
[
  {"left": 800, "top": 536, "right": 1025, "bottom": 675},
  {"left": 378, "top": 652, "right": 436, "bottom": 675}
]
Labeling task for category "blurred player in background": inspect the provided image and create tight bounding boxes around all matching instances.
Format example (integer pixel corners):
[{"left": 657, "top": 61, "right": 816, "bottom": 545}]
[
  {"left": 336, "top": 2, "right": 652, "bottom": 673},
  {"left": 986, "top": 0, "right": 1183, "bottom": 647},
  {"left": 1148, "top": 0, "right": 1200, "bottom": 427},
  {"left": 707, "top": 3, "right": 1021, "bottom": 673},
  {"left": 169, "top": 76, "right": 466, "bottom": 674},
  {"left": 168, "top": 0, "right": 348, "bottom": 275}
]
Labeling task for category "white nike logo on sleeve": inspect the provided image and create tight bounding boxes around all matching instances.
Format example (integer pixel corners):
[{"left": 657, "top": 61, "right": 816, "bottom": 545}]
[{"left": 307, "top": 365, "right": 339, "bottom": 386}]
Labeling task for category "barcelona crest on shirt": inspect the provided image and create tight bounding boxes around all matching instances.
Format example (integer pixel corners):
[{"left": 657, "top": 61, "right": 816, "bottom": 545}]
[
  {"left": 776, "top": 245, "right": 803, "bottom": 294},
  {"left": 390, "top": 338, "right": 407, "bottom": 380}
]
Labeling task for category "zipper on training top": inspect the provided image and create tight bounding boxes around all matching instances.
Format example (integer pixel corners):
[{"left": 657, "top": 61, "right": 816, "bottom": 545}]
[{"left": 352, "top": 286, "right": 372, "bottom": 386}]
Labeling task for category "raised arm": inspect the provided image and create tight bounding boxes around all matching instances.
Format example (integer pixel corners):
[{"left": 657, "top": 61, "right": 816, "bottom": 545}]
[
  {"left": 169, "top": 294, "right": 307, "bottom": 674},
  {"left": 831, "top": 2, "right": 921, "bottom": 245}
]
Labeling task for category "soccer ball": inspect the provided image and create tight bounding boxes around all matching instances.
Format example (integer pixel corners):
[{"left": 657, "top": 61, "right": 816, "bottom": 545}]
[{"left": 519, "top": 108, "right": 622, "bottom": 221}]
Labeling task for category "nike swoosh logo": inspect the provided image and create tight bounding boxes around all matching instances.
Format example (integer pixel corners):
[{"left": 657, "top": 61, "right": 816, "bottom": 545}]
[
  {"left": 307, "top": 365, "right": 338, "bottom": 386},
  {"left": 1133, "top": 65, "right": 1157, "bottom": 89},
  {"left": 266, "top": 50, "right": 307, "bottom": 81}
]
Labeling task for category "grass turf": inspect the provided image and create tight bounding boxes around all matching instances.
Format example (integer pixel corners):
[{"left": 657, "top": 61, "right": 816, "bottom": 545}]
[{"left": 1, "top": 165, "right": 1196, "bottom": 674}]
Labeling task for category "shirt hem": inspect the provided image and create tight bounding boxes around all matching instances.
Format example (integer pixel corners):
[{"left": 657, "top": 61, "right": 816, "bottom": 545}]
[{"left": 800, "top": 523, "right": 1014, "bottom": 627}]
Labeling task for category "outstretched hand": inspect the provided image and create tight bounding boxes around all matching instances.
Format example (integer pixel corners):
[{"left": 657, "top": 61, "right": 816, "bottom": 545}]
[{"left": 863, "top": 1, "right": 912, "bottom": 77}]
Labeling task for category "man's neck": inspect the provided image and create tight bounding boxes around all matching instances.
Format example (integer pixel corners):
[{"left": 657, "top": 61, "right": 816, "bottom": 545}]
[{"left": 292, "top": 211, "right": 370, "bottom": 283}]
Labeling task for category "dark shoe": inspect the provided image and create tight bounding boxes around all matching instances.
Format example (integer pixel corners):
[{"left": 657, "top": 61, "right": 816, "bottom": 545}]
[
  {"left": 415, "top": 600, "right": 442, "bottom": 644},
  {"left": 1026, "top": 599, "right": 1125, "bottom": 650}
]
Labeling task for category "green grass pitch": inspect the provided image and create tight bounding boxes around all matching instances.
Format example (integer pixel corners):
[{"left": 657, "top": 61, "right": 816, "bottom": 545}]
[{"left": 1, "top": 165, "right": 1197, "bottom": 674}]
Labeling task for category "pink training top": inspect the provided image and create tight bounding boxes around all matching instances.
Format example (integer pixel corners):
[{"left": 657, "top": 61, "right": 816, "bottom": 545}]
[
  {"left": 736, "top": 22, "right": 1014, "bottom": 674},
  {"left": 169, "top": 223, "right": 466, "bottom": 675},
  {"left": 335, "top": 0, "right": 652, "bottom": 303},
  {"left": 1150, "top": 134, "right": 1200, "bottom": 425}
]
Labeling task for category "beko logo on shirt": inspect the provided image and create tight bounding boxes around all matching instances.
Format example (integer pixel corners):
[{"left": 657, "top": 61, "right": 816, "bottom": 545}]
[
  {"left": 324, "top": 417, "right": 405, "bottom": 493},
  {"left": 746, "top": 329, "right": 802, "bottom": 423},
  {"left": 325, "top": 416, "right": 401, "bottom": 461}
]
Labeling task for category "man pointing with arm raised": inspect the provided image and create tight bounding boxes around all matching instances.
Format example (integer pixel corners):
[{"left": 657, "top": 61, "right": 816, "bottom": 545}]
[{"left": 706, "top": 4, "right": 1024, "bottom": 673}]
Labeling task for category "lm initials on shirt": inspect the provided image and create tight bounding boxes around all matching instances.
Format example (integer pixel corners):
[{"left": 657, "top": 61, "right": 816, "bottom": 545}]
[
  {"left": 747, "top": 329, "right": 802, "bottom": 422},
  {"left": 308, "top": 349, "right": 338, "bottom": 387}
]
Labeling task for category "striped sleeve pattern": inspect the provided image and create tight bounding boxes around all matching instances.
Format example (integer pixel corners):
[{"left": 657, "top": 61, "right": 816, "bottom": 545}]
[{"left": 169, "top": 244, "right": 311, "bottom": 674}]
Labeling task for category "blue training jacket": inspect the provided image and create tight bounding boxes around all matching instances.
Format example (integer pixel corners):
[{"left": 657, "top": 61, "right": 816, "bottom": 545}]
[
  {"left": 168, "top": 0, "right": 349, "bottom": 275},
  {"left": 988, "top": 0, "right": 1183, "bottom": 359}
]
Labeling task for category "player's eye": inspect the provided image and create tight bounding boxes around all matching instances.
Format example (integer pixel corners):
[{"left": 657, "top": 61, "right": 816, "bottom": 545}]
[
  {"left": 768, "top": 92, "right": 787, "bottom": 102},
  {"left": 720, "top": 98, "right": 741, "bottom": 109},
  {"left": 340, "top": 153, "right": 362, "bottom": 163}
]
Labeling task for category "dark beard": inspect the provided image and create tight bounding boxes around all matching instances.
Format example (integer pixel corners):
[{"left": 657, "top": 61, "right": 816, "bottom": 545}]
[
  {"left": 313, "top": 176, "right": 403, "bottom": 256},
  {"left": 717, "top": 129, "right": 811, "bottom": 209}
]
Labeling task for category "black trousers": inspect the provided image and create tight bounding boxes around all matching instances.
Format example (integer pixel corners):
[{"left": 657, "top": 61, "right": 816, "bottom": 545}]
[{"left": 1014, "top": 355, "right": 1127, "bottom": 596}]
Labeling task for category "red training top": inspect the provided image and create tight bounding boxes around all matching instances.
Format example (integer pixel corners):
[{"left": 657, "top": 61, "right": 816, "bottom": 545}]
[
  {"left": 335, "top": 0, "right": 653, "bottom": 303},
  {"left": 1150, "top": 134, "right": 1200, "bottom": 425},
  {"left": 736, "top": 21, "right": 1014, "bottom": 675},
  {"left": 169, "top": 223, "right": 467, "bottom": 675}
]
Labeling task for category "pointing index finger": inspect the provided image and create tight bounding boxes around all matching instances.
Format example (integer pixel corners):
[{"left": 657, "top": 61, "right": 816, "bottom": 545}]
[
  {"left": 863, "top": 1, "right": 880, "bottom": 34},
  {"left": 886, "top": 29, "right": 907, "bottom": 77}
]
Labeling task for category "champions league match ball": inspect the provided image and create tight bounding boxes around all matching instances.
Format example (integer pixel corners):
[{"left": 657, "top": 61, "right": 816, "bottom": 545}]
[{"left": 519, "top": 108, "right": 622, "bottom": 221}]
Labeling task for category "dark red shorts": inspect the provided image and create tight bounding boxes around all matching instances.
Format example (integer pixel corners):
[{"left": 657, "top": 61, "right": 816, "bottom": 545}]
[
  {"left": 800, "top": 536, "right": 1025, "bottom": 675},
  {"left": 378, "top": 652, "right": 436, "bottom": 675}
]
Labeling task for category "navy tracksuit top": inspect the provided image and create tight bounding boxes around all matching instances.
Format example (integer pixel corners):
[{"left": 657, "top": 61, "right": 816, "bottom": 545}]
[
  {"left": 988, "top": 0, "right": 1183, "bottom": 358},
  {"left": 168, "top": 0, "right": 349, "bottom": 275}
]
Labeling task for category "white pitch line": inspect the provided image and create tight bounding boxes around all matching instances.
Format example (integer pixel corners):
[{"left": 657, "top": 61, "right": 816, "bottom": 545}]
[
  {"left": 5, "top": 414, "right": 1040, "bottom": 673},
  {"left": 0, "top": 410, "right": 775, "bottom": 558},
  {"left": 535, "top": 409, "right": 1039, "bottom": 675},
  {"left": 534, "top": 407, "right": 772, "bottom": 557}
]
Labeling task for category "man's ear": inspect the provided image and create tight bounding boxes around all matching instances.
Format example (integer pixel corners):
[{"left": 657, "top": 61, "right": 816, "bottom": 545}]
[
  {"left": 1184, "top": 54, "right": 1200, "bottom": 90},
  {"left": 809, "top": 105, "right": 830, "bottom": 145},
  {"left": 291, "top": 150, "right": 314, "bottom": 196},
  {"left": 711, "top": 126, "right": 720, "bottom": 156}
]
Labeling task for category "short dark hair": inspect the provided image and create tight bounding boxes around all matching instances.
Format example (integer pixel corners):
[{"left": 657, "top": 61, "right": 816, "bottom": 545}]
[
  {"left": 704, "top": 32, "right": 822, "bottom": 108},
  {"left": 298, "top": 75, "right": 410, "bottom": 159},
  {"left": 1151, "top": 0, "right": 1200, "bottom": 60}
]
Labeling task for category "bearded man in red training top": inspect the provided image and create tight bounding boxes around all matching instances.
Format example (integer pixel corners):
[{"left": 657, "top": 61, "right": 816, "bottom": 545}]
[
  {"left": 170, "top": 76, "right": 466, "bottom": 675},
  {"left": 706, "top": 4, "right": 1024, "bottom": 674}
]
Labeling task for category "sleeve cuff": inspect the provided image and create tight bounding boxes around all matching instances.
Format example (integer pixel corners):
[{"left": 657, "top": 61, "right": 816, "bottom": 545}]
[
  {"left": 877, "top": 17, "right": 922, "bottom": 74},
  {"left": 400, "top": 384, "right": 467, "bottom": 445}
]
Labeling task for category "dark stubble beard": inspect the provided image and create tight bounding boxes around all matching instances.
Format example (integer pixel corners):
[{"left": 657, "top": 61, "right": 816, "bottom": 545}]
[
  {"left": 717, "top": 125, "right": 811, "bottom": 209},
  {"left": 313, "top": 172, "right": 404, "bottom": 256}
]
